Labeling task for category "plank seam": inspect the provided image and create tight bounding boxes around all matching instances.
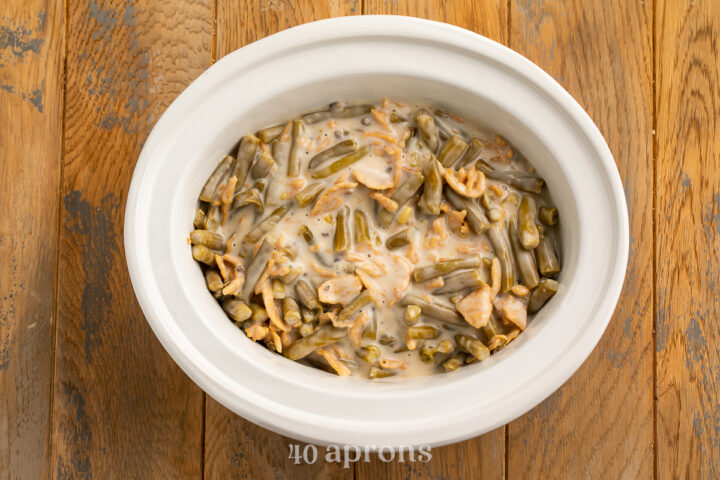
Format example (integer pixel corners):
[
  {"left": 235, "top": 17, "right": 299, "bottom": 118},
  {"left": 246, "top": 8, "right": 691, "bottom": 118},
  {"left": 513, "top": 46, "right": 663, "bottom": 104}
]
[{"left": 650, "top": 0, "right": 658, "bottom": 479}]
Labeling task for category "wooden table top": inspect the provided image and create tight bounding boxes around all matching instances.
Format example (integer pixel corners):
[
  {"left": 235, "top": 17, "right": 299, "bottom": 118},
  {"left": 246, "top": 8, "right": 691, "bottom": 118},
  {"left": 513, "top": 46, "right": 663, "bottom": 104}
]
[{"left": 1, "top": 0, "right": 718, "bottom": 478}]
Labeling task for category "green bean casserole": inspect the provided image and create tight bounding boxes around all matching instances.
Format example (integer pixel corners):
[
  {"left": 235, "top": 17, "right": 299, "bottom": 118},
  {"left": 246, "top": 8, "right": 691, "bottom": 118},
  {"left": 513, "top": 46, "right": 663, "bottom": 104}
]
[{"left": 190, "top": 99, "right": 561, "bottom": 379}]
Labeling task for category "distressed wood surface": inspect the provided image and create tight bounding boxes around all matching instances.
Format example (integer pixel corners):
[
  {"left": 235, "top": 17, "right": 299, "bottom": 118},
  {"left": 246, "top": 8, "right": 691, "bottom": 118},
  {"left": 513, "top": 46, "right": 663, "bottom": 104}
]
[
  {"left": 51, "top": 0, "right": 211, "bottom": 478},
  {"left": 505, "top": 1, "right": 656, "bottom": 479},
  {"left": 2, "top": 0, "right": 720, "bottom": 478},
  {"left": 354, "top": 1, "right": 508, "bottom": 479},
  {"left": 0, "top": 1, "right": 63, "bottom": 479},
  {"left": 655, "top": 0, "right": 720, "bottom": 478}
]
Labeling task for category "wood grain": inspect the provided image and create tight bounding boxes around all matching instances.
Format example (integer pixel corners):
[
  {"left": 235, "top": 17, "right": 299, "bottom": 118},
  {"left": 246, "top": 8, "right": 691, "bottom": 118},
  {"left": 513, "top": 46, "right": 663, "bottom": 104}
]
[
  {"left": 506, "top": 1, "right": 655, "bottom": 478},
  {"left": 356, "top": 1, "right": 507, "bottom": 479},
  {"left": 52, "top": 0, "right": 211, "bottom": 477},
  {"left": 0, "top": 1, "right": 63, "bottom": 478},
  {"left": 204, "top": 2, "right": 358, "bottom": 479},
  {"left": 655, "top": 1, "right": 720, "bottom": 477}
]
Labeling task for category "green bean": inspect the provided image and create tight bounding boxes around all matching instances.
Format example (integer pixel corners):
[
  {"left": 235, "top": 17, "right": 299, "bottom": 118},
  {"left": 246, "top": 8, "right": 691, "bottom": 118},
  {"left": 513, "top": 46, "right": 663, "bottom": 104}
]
[
  {"left": 487, "top": 208, "right": 503, "bottom": 223},
  {"left": 353, "top": 210, "right": 371, "bottom": 244},
  {"left": 416, "top": 112, "right": 439, "bottom": 152},
  {"left": 443, "top": 354, "right": 465, "bottom": 372},
  {"left": 418, "top": 156, "right": 443, "bottom": 215},
  {"left": 337, "top": 290, "right": 373, "bottom": 324},
  {"left": 294, "top": 182, "right": 325, "bottom": 208},
  {"left": 300, "top": 305, "right": 318, "bottom": 323},
  {"left": 358, "top": 345, "right": 381, "bottom": 364},
  {"left": 239, "top": 238, "right": 273, "bottom": 301},
  {"left": 405, "top": 305, "right": 421, "bottom": 325},
  {"left": 250, "top": 149, "right": 274, "bottom": 179},
  {"left": 528, "top": 278, "right": 559, "bottom": 313},
  {"left": 222, "top": 298, "right": 252, "bottom": 322},
  {"left": 192, "top": 244, "right": 215, "bottom": 265},
  {"left": 476, "top": 160, "right": 544, "bottom": 194},
  {"left": 430, "top": 111, "right": 456, "bottom": 139},
  {"left": 363, "top": 309, "right": 377, "bottom": 340},
  {"left": 419, "top": 346, "right": 437, "bottom": 363},
  {"left": 193, "top": 208, "right": 206, "bottom": 229},
  {"left": 369, "top": 366, "right": 395, "bottom": 379},
  {"left": 249, "top": 303, "right": 268, "bottom": 323},
  {"left": 508, "top": 216, "right": 540, "bottom": 289},
  {"left": 271, "top": 278, "right": 285, "bottom": 298},
  {"left": 433, "top": 268, "right": 487, "bottom": 295},
  {"left": 232, "top": 136, "right": 260, "bottom": 193},
  {"left": 444, "top": 187, "right": 490, "bottom": 234},
  {"left": 308, "top": 139, "right": 358, "bottom": 169},
  {"left": 272, "top": 130, "right": 291, "bottom": 171},
  {"left": 244, "top": 205, "right": 289, "bottom": 244},
  {"left": 256, "top": 124, "right": 284, "bottom": 143},
  {"left": 302, "top": 103, "right": 372, "bottom": 124},
  {"left": 539, "top": 206, "right": 559, "bottom": 226},
  {"left": 518, "top": 195, "right": 540, "bottom": 249},
  {"left": 456, "top": 137, "right": 485, "bottom": 168},
  {"left": 287, "top": 119, "right": 305, "bottom": 177},
  {"left": 203, "top": 204, "right": 220, "bottom": 232},
  {"left": 284, "top": 325, "right": 348, "bottom": 360},
  {"left": 412, "top": 253, "right": 483, "bottom": 282},
  {"left": 390, "top": 113, "right": 406, "bottom": 123},
  {"left": 253, "top": 179, "right": 266, "bottom": 192},
  {"left": 334, "top": 205, "right": 351, "bottom": 252},
  {"left": 204, "top": 269, "right": 223, "bottom": 293},
  {"left": 231, "top": 188, "right": 264, "bottom": 212},
  {"left": 281, "top": 264, "right": 303, "bottom": 284},
  {"left": 437, "top": 135, "right": 468, "bottom": 167},
  {"left": 190, "top": 229, "right": 224, "bottom": 251},
  {"left": 456, "top": 334, "right": 490, "bottom": 362},
  {"left": 400, "top": 294, "right": 464, "bottom": 325},
  {"left": 385, "top": 228, "right": 413, "bottom": 250},
  {"left": 535, "top": 232, "right": 561, "bottom": 276},
  {"left": 283, "top": 297, "right": 302, "bottom": 327},
  {"left": 378, "top": 171, "right": 425, "bottom": 226},
  {"left": 502, "top": 193, "right": 520, "bottom": 210},
  {"left": 404, "top": 127, "right": 418, "bottom": 151},
  {"left": 310, "top": 146, "right": 370, "bottom": 179},
  {"left": 299, "top": 323, "right": 315, "bottom": 337},
  {"left": 487, "top": 221, "right": 515, "bottom": 293},
  {"left": 408, "top": 325, "right": 440, "bottom": 340},
  {"left": 199, "top": 155, "right": 234, "bottom": 202},
  {"left": 295, "top": 279, "right": 319, "bottom": 310},
  {"left": 299, "top": 225, "right": 314, "bottom": 245}
]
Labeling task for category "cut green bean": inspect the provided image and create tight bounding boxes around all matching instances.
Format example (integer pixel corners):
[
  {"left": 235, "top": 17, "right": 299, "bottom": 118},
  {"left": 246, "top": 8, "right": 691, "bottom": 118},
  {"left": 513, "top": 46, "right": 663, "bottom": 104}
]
[
  {"left": 294, "top": 182, "right": 325, "bottom": 208},
  {"left": 416, "top": 112, "right": 439, "bottom": 152},
  {"left": 193, "top": 208, "right": 206, "bottom": 229},
  {"left": 535, "top": 232, "right": 561, "bottom": 276},
  {"left": 287, "top": 119, "right": 304, "bottom": 177},
  {"left": 528, "top": 278, "right": 559, "bottom": 313},
  {"left": 390, "top": 113, "right": 406, "bottom": 123},
  {"left": 518, "top": 195, "right": 540, "bottom": 249},
  {"left": 250, "top": 303, "right": 268, "bottom": 323},
  {"left": 199, "top": 155, "right": 234, "bottom": 202},
  {"left": 271, "top": 278, "right": 285, "bottom": 298},
  {"left": 299, "top": 225, "right": 314, "bottom": 245},
  {"left": 353, "top": 210, "right": 371, "bottom": 244},
  {"left": 192, "top": 244, "right": 215, "bottom": 265},
  {"left": 272, "top": 128, "right": 291, "bottom": 172},
  {"left": 281, "top": 264, "right": 303, "bottom": 284},
  {"left": 283, "top": 297, "right": 302, "bottom": 327},
  {"left": 302, "top": 103, "right": 372, "bottom": 124},
  {"left": 508, "top": 216, "right": 540, "bottom": 289},
  {"left": 476, "top": 160, "right": 544, "bottom": 194},
  {"left": 204, "top": 269, "right": 223, "bottom": 292},
  {"left": 337, "top": 290, "right": 373, "bottom": 324},
  {"left": 400, "top": 294, "right": 464, "bottom": 325},
  {"left": 204, "top": 205, "right": 221, "bottom": 232},
  {"left": 358, "top": 345, "right": 381, "bottom": 364},
  {"left": 334, "top": 205, "right": 351, "bottom": 252},
  {"left": 418, "top": 156, "right": 443, "bottom": 215},
  {"left": 456, "top": 137, "right": 485, "bottom": 168},
  {"left": 232, "top": 136, "right": 260, "bottom": 193},
  {"left": 386, "top": 228, "right": 413, "bottom": 250},
  {"left": 256, "top": 124, "right": 284, "bottom": 143},
  {"left": 311, "top": 146, "right": 370, "bottom": 179},
  {"left": 222, "top": 298, "right": 252, "bottom": 322},
  {"left": 412, "top": 253, "right": 483, "bottom": 282},
  {"left": 295, "top": 279, "right": 319, "bottom": 310},
  {"left": 433, "top": 268, "right": 487, "bottom": 295},
  {"left": 308, "top": 139, "right": 358, "bottom": 169},
  {"left": 231, "top": 188, "right": 264, "bottom": 212},
  {"left": 437, "top": 135, "right": 468, "bottom": 167},
  {"left": 487, "top": 221, "right": 515, "bottom": 293},
  {"left": 251, "top": 149, "right": 274, "bottom": 179},
  {"left": 244, "top": 205, "right": 289, "bottom": 244},
  {"left": 455, "top": 334, "right": 490, "bottom": 362},
  {"left": 405, "top": 305, "right": 421, "bottom": 325},
  {"left": 284, "top": 325, "right": 348, "bottom": 360},
  {"left": 239, "top": 238, "right": 273, "bottom": 301},
  {"left": 539, "top": 206, "right": 559, "bottom": 226},
  {"left": 190, "top": 229, "right": 225, "bottom": 251},
  {"left": 408, "top": 325, "right": 440, "bottom": 340},
  {"left": 369, "top": 366, "right": 395, "bottom": 378},
  {"left": 378, "top": 171, "right": 425, "bottom": 226},
  {"left": 430, "top": 111, "right": 456, "bottom": 139},
  {"left": 444, "top": 187, "right": 490, "bottom": 234}
]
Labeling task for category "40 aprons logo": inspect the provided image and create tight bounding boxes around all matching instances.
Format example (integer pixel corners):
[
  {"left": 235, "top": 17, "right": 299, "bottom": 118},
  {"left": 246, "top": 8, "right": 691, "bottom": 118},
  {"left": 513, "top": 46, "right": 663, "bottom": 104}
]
[{"left": 289, "top": 444, "right": 433, "bottom": 468}]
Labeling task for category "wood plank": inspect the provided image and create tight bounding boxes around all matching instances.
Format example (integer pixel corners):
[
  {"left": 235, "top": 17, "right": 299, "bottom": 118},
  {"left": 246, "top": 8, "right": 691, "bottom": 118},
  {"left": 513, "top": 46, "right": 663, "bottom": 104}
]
[
  {"left": 506, "top": 1, "right": 654, "bottom": 478},
  {"left": 356, "top": 2, "right": 507, "bottom": 479},
  {"left": 0, "top": 1, "right": 63, "bottom": 478},
  {"left": 52, "top": 1, "right": 212, "bottom": 477},
  {"left": 655, "top": 1, "right": 720, "bottom": 477},
  {"left": 204, "top": 2, "right": 358, "bottom": 479}
]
